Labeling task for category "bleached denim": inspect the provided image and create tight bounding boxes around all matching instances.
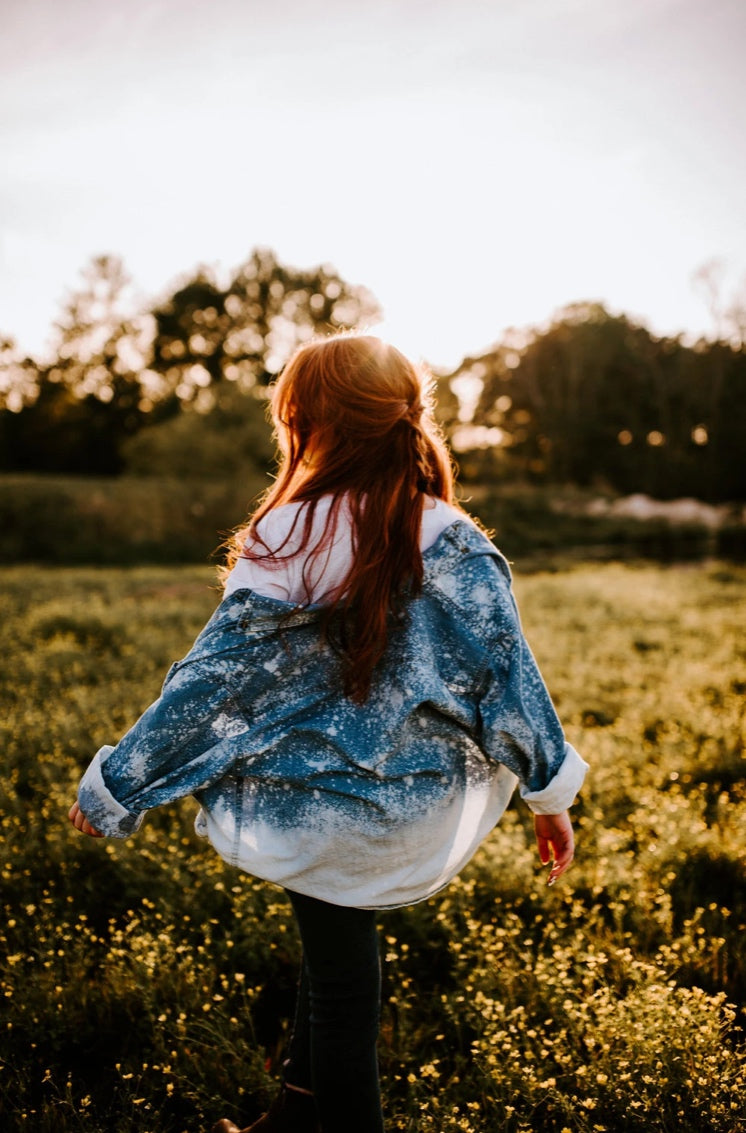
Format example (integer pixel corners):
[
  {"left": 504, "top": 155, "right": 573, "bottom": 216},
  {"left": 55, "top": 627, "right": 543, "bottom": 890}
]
[{"left": 77, "top": 519, "right": 588, "bottom": 908}]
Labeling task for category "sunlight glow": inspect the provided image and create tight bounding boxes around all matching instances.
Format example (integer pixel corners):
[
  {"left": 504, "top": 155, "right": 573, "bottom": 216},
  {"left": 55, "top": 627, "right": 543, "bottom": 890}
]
[
  {"left": 451, "top": 425, "right": 505, "bottom": 452},
  {"left": 364, "top": 318, "right": 432, "bottom": 365}
]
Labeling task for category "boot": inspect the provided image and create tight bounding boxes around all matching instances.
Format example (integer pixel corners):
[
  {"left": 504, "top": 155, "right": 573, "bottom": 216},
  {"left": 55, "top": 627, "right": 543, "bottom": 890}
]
[{"left": 211, "top": 1084, "right": 322, "bottom": 1133}]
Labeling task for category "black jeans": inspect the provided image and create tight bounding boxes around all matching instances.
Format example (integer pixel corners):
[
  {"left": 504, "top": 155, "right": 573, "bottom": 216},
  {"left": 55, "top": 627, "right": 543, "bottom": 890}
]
[{"left": 283, "top": 889, "right": 384, "bottom": 1133}]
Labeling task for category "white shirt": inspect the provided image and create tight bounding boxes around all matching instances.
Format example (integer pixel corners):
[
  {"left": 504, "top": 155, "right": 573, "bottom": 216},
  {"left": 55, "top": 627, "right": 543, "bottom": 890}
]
[{"left": 224, "top": 495, "right": 466, "bottom": 603}]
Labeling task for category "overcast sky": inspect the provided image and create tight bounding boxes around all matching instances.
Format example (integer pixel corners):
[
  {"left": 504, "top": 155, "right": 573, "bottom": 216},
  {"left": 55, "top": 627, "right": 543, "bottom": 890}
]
[{"left": 1, "top": 0, "right": 745, "bottom": 367}]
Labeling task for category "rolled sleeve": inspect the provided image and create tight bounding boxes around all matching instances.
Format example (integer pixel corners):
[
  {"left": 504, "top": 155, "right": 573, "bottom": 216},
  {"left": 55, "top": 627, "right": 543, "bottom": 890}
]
[
  {"left": 77, "top": 746, "right": 146, "bottom": 838},
  {"left": 520, "top": 742, "right": 589, "bottom": 814}
]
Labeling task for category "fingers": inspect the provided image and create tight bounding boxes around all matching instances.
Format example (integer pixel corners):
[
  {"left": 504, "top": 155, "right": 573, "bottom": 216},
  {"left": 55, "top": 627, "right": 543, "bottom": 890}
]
[
  {"left": 68, "top": 801, "right": 104, "bottom": 839},
  {"left": 534, "top": 811, "right": 575, "bottom": 886},
  {"left": 547, "top": 843, "right": 573, "bottom": 885},
  {"left": 546, "top": 830, "right": 574, "bottom": 885}
]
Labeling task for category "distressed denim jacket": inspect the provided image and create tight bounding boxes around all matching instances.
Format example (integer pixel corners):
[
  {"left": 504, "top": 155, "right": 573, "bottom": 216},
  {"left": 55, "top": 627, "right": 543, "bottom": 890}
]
[{"left": 78, "top": 519, "right": 588, "bottom": 909}]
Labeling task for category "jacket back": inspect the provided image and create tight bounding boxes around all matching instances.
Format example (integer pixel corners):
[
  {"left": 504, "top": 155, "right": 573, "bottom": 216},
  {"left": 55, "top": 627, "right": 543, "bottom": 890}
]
[{"left": 77, "top": 519, "right": 587, "bottom": 908}]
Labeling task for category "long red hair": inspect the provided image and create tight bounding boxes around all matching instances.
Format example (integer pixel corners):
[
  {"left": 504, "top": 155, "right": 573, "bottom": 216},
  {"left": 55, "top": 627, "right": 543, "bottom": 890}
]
[{"left": 221, "top": 334, "right": 459, "bottom": 700}]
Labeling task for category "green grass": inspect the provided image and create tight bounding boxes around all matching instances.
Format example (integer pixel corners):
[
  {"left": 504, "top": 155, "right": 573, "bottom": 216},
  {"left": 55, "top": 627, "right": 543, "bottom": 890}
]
[{"left": 1, "top": 562, "right": 745, "bottom": 1132}]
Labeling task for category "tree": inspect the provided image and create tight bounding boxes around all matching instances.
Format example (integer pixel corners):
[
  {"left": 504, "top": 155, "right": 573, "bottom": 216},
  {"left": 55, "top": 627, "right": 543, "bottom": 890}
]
[
  {"left": 121, "top": 383, "right": 275, "bottom": 481},
  {"left": 693, "top": 259, "right": 746, "bottom": 349},
  {"left": 459, "top": 303, "right": 746, "bottom": 500},
  {"left": 0, "top": 336, "right": 39, "bottom": 414},
  {"left": 7, "top": 254, "right": 158, "bottom": 473},
  {"left": 0, "top": 249, "right": 380, "bottom": 475},
  {"left": 0, "top": 336, "right": 43, "bottom": 470},
  {"left": 51, "top": 255, "right": 151, "bottom": 399},
  {"left": 148, "top": 248, "right": 381, "bottom": 406},
  {"left": 124, "top": 248, "right": 381, "bottom": 480}
]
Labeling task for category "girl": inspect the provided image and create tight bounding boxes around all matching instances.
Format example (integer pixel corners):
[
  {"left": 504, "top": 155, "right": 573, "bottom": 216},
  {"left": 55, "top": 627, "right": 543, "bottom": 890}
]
[{"left": 70, "top": 334, "right": 588, "bottom": 1133}]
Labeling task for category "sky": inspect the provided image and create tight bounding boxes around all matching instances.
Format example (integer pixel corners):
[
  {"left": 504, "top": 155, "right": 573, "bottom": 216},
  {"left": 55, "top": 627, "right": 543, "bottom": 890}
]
[{"left": 1, "top": 0, "right": 745, "bottom": 369}]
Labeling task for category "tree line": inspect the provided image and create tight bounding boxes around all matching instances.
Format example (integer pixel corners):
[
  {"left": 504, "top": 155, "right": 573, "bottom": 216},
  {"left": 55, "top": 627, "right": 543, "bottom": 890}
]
[
  {"left": 451, "top": 302, "right": 745, "bottom": 501},
  {"left": 1, "top": 251, "right": 744, "bottom": 501},
  {"left": 0, "top": 250, "right": 380, "bottom": 478}
]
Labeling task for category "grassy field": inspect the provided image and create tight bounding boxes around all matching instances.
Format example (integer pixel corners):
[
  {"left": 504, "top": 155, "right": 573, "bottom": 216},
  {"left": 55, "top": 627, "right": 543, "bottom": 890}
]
[{"left": 1, "top": 561, "right": 745, "bottom": 1132}]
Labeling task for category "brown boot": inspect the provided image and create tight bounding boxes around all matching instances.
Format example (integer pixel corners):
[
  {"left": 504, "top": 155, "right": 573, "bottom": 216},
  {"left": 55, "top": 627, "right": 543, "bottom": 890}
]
[{"left": 211, "top": 1084, "right": 321, "bottom": 1133}]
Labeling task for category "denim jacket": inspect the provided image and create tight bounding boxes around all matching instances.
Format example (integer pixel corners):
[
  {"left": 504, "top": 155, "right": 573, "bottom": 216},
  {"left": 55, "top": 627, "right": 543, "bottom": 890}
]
[{"left": 78, "top": 519, "right": 588, "bottom": 909}]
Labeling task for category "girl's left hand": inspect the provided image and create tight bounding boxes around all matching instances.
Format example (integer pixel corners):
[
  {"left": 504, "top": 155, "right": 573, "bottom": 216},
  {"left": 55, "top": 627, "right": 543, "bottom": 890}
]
[
  {"left": 68, "top": 801, "right": 104, "bottom": 838},
  {"left": 533, "top": 810, "right": 575, "bottom": 885}
]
